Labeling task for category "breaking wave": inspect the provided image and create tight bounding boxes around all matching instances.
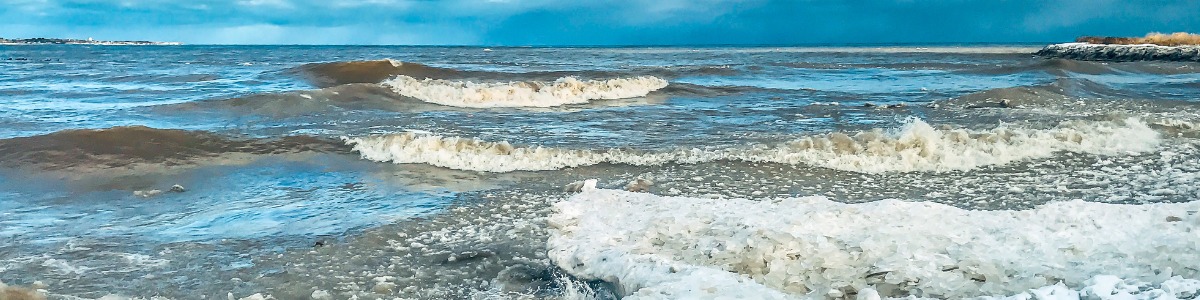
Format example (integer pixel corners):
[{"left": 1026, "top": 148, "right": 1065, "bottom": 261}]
[
  {"left": 547, "top": 184, "right": 1200, "bottom": 299},
  {"left": 1155, "top": 118, "right": 1200, "bottom": 132},
  {"left": 292, "top": 59, "right": 739, "bottom": 89},
  {"left": 344, "top": 117, "right": 1159, "bottom": 173},
  {"left": 0, "top": 127, "right": 345, "bottom": 170},
  {"left": 380, "top": 75, "right": 670, "bottom": 108},
  {"left": 290, "top": 59, "right": 467, "bottom": 88},
  {"left": 159, "top": 80, "right": 748, "bottom": 115}
]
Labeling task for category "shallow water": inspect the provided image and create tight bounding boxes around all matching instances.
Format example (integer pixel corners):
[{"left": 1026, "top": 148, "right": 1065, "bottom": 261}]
[{"left": 1, "top": 44, "right": 1199, "bottom": 299}]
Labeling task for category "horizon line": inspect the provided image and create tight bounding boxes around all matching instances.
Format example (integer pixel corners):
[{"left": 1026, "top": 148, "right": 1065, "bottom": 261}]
[{"left": 2, "top": 41, "right": 1060, "bottom": 47}]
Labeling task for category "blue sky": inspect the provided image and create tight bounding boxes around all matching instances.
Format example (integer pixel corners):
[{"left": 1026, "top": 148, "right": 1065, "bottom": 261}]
[{"left": 2, "top": 0, "right": 1198, "bottom": 45}]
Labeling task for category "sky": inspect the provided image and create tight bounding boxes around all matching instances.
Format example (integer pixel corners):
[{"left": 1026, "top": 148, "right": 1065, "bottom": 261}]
[{"left": 1, "top": 0, "right": 1198, "bottom": 45}]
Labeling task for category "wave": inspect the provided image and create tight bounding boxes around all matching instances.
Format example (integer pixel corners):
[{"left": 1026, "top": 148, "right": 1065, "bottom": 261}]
[
  {"left": 548, "top": 184, "right": 1200, "bottom": 299},
  {"left": 159, "top": 80, "right": 743, "bottom": 115},
  {"left": 161, "top": 83, "right": 445, "bottom": 116},
  {"left": 940, "top": 78, "right": 1151, "bottom": 109},
  {"left": 969, "top": 59, "right": 1118, "bottom": 75},
  {"left": 942, "top": 83, "right": 1072, "bottom": 109},
  {"left": 1152, "top": 117, "right": 1200, "bottom": 139},
  {"left": 283, "top": 60, "right": 754, "bottom": 109},
  {"left": 940, "top": 78, "right": 1200, "bottom": 120},
  {"left": 967, "top": 58, "right": 1200, "bottom": 76},
  {"left": 293, "top": 59, "right": 741, "bottom": 88},
  {"left": 0, "top": 127, "right": 345, "bottom": 170},
  {"left": 776, "top": 62, "right": 987, "bottom": 72},
  {"left": 773, "top": 58, "right": 1200, "bottom": 76},
  {"left": 656, "top": 83, "right": 776, "bottom": 97},
  {"left": 1154, "top": 118, "right": 1200, "bottom": 131},
  {"left": 782, "top": 58, "right": 1200, "bottom": 77},
  {"left": 105, "top": 73, "right": 220, "bottom": 83},
  {"left": 663, "top": 65, "right": 739, "bottom": 76},
  {"left": 290, "top": 59, "right": 468, "bottom": 88},
  {"left": 777, "top": 57, "right": 1200, "bottom": 76},
  {"left": 379, "top": 75, "right": 670, "bottom": 108},
  {"left": 344, "top": 117, "right": 1159, "bottom": 173}
]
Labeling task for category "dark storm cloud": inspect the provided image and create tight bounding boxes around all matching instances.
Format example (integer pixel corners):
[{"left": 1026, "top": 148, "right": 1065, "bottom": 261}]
[
  {"left": 479, "top": 0, "right": 1200, "bottom": 45},
  {"left": 1, "top": 0, "right": 1197, "bottom": 45}
]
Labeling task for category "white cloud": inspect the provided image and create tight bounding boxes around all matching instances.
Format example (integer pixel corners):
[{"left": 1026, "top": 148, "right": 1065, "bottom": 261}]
[
  {"left": 0, "top": 0, "right": 57, "bottom": 13},
  {"left": 646, "top": 0, "right": 757, "bottom": 22},
  {"left": 331, "top": 0, "right": 413, "bottom": 8},
  {"left": 1, "top": 23, "right": 481, "bottom": 44},
  {"left": 237, "top": 0, "right": 292, "bottom": 8}
]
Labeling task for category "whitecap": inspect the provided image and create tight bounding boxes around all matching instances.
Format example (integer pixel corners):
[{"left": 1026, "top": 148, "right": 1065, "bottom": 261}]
[
  {"left": 345, "top": 117, "right": 1161, "bottom": 173},
  {"left": 380, "top": 75, "right": 669, "bottom": 108}
]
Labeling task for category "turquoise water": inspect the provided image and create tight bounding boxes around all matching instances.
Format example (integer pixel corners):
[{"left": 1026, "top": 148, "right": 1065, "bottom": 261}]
[{"left": 2, "top": 45, "right": 1199, "bottom": 299}]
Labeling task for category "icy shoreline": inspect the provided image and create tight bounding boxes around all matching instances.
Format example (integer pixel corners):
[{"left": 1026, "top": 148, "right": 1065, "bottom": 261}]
[
  {"left": 547, "top": 182, "right": 1200, "bottom": 299},
  {"left": 1035, "top": 43, "right": 1200, "bottom": 62}
]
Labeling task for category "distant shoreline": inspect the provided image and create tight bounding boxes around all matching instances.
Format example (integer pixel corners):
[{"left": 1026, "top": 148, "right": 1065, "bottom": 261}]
[
  {"left": 1, "top": 39, "right": 1051, "bottom": 48},
  {"left": 0, "top": 37, "right": 181, "bottom": 46}
]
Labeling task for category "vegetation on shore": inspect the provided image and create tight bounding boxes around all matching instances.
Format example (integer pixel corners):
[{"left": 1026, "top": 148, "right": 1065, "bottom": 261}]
[{"left": 1076, "top": 32, "right": 1200, "bottom": 46}]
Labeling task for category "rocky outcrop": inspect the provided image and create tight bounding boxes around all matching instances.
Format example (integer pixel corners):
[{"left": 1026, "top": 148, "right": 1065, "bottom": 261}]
[{"left": 1036, "top": 43, "right": 1200, "bottom": 62}]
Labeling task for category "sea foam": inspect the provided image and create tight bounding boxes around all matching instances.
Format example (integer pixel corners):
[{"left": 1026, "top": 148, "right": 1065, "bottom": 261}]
[
  {"left": 380, "top": 75, "right": 669, "bottom": 108},
  {"left": 547, "top": 183, "right": 1200, "bottom": 299},
  {"left": 344, "top": 118, "right": 1160, "bottom": 173}
]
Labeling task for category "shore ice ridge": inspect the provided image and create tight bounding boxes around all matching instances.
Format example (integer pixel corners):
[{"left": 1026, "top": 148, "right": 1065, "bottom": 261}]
[
  {"left": 546, "top": 182, "right": 1200, "bottom": 299},
  {"left": 1036, "top": 43, "right": 1200, "bottom": 62}
]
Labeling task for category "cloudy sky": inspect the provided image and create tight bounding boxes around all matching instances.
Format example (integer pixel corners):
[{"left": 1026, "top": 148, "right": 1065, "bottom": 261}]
[{"left": 2, "top": 0, "right": 1197, "bottom": 45}]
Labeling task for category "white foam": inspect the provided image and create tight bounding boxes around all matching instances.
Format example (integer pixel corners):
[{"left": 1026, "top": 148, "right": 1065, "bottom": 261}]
[
  {"left": 41, "top": 258, "right": 91, "bottom": 275},
  {"left": 978, "top": 276, "right": 1200, "bottom": 300},
  {"left": 380, "top": 75, "right": 669, "bottom": 108},
  {"left": 343, "top": 133, "right": 623, "bottom": 172},
  {"left": 114, "top": 253, "right": 169, "bottom": 268},
  {"left": 740, "top": 117, "right": 1160, "bottom": 173},
  {"left": 1154, "top": 118, "right": 1200, "bottom": 132},
  {"left": 345, "top": 118, "right": 1160, "bottom": 173},
  {"left": 383, "top": 58, "right": 404, "bottom": 67},
  {"left": 547, "top": 188, "right": 1200, "bottom": 299}
]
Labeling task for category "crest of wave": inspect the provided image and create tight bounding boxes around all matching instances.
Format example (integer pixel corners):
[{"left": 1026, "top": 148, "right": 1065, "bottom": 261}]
[
  {"left": 547, "top": 183, "right": 1200, "bottom": 299},
  {"left": 732, "top": 117, "right": 1160, "bottom": 173},
  {"left": 381, "top": 75, "right": 669, "bottom": 108},
  {"left": 343, "top": 133, "right": 624, "bottom": 172},
  {"left": 344, "top": 118, "right": 1159, "bottom": 173}
]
